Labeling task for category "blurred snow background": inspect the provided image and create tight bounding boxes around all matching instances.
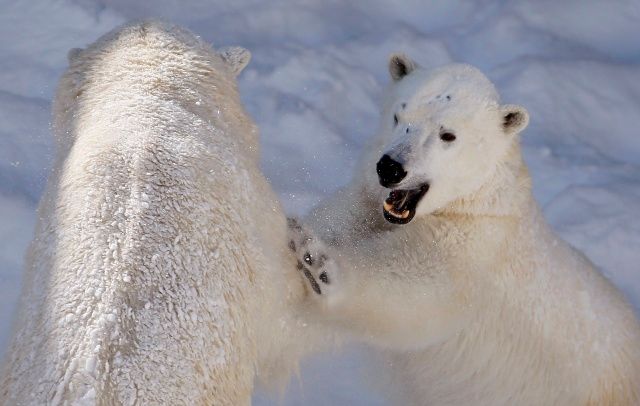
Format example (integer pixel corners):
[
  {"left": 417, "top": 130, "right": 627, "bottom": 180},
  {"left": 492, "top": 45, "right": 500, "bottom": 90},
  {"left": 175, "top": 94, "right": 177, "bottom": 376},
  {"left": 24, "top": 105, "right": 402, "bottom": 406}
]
[{"left": 1, "top": 0, "right": 639, "bottom": 404}]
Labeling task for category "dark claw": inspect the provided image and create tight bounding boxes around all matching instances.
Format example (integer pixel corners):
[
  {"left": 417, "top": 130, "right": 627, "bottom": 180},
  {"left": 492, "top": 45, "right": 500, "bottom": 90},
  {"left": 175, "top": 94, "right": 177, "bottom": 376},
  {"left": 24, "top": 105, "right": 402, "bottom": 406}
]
[
  {"left": 302, "top": 268, "right": 322, "bottom": 295},
  {"left": 319, "top": 271, "right": 329, "bottom": 284},
  {"left": 297, "top": 261, "right": 321, "bottom": 294},
  {"left": 303, "top": 252, "right": 313, "bottom": 266},
  {"left": 287, "top": 217, "right": 302, "bottom": 231}
]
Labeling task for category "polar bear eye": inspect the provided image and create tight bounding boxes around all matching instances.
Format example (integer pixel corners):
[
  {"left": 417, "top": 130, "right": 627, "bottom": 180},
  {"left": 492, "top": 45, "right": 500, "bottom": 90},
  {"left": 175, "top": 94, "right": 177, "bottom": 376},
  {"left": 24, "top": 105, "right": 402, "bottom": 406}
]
[
  {"left": 440, "top": 132, "right": 456, "bottom": 142},
  {"left": 393, "top": 114, "right": 399, "bottom": 126}
]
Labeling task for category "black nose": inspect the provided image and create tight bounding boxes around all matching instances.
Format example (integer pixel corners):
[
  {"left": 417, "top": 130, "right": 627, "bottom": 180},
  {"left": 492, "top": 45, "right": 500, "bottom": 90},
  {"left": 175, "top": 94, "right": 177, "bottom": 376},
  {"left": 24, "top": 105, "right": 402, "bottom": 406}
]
[{"left": 377, "top": 154, "right": 407, "bottom": 187}]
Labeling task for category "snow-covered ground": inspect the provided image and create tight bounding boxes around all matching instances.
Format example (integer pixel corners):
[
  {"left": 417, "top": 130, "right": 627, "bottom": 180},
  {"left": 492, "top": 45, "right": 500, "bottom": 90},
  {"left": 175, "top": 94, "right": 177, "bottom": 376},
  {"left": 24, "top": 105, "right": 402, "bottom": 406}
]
[{"left": 1, "top": 0, "right": 639, "bottom": 404}]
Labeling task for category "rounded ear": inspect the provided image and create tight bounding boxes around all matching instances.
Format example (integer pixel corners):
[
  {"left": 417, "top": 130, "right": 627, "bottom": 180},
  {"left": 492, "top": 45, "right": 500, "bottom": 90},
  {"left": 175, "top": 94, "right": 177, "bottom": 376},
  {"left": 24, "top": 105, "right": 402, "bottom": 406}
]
[
  {"left": 219, "top": 46, "right": 251, "bottom": 77},
  {"left": 388, "top": 53, "right": 417, "bottom": 82},
  {"left": 67, "top": 48, "right": 83, "bottom": 64},
  {"left": 500, "top": 104, "right": 529, "bottom": 135}
]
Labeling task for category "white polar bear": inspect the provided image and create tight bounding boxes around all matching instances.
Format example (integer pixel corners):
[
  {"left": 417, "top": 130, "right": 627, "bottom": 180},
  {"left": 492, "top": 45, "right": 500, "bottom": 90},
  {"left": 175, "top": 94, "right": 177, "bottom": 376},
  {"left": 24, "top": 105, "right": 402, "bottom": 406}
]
[
  {"left": 291, "top": 55, "right": 640, "bottom": 405},
  {"left": 0, "top": 20, "right": 321, "bottom": 405}
]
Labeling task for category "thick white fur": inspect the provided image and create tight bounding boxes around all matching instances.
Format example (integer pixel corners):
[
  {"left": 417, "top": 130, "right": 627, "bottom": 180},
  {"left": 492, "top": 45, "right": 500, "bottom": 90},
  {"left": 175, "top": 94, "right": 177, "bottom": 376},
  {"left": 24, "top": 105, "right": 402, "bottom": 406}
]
[
  {"left": 0, "top": 20, "right": 321, "bottom": 405},
  {"left": 296, "top": 60, "right": 640, "bottom": 405}
]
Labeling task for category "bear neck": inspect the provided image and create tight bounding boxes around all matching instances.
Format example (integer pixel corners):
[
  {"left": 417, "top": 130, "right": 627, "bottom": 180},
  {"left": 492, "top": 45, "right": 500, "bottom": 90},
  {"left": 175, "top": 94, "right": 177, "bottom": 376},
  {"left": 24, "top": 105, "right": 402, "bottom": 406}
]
[{"left": 437, "top": 141, "right": 533, "bottom": 219}]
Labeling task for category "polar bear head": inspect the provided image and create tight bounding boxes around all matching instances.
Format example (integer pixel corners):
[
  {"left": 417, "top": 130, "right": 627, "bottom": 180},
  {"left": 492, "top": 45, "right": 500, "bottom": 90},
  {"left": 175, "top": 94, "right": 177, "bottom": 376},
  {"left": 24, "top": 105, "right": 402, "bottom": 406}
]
[
  {"left": 375, "top": 55, "right": 529, "bottom": 224},
  {"left": 54, "top": 20, "right": 253, "bottom": 155}
]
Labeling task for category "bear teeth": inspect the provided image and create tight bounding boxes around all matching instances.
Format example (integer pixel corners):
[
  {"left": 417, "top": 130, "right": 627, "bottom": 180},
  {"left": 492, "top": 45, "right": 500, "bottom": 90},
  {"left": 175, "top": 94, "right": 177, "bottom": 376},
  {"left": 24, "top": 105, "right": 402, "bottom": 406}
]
[
  {"left": 383, "top": 201, "right": 410, "bottom": 218},
  {"left": 383, "top": 200, "right": 394, "bottom": 212}
]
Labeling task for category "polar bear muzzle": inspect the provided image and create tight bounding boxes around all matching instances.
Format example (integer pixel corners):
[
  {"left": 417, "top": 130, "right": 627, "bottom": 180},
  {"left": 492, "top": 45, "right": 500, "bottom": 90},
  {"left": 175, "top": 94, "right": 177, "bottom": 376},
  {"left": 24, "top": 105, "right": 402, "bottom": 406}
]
[{"left": 382, "top": 183, "right": 429, "bottom": 224}]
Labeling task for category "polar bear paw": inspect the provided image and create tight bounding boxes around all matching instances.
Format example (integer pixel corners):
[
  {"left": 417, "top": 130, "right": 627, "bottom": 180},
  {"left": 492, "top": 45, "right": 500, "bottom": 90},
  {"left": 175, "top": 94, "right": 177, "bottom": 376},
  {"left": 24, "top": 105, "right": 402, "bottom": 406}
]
[{"left": 287, "top": 218, "right": 339, "bottom": 299}]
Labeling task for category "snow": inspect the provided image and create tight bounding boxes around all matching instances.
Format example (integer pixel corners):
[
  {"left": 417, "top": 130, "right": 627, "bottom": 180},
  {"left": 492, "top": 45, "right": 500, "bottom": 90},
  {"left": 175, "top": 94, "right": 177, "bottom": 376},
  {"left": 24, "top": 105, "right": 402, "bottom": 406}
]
[{"left": 1, "top": 0, "right": 639, "bottom": 404}]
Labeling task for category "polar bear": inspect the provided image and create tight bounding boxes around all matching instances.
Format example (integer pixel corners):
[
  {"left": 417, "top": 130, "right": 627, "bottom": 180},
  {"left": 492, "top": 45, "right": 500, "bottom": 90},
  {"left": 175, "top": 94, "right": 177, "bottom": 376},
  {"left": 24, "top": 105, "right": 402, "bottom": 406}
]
[
  {"left": 0, "top": 20, "right": 320, "bottom": 405},
  {"left": 290, "top": 56, "right": 640, "bottom": 405}
]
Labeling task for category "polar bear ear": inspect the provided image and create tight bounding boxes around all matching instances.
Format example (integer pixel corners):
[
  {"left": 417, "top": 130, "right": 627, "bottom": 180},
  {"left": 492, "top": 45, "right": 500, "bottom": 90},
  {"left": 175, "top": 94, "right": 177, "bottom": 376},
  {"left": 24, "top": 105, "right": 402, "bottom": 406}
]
[
  {"left": 219, "top": 46, "right": 251, "bottom": 77},
  {"left": 500, "top": 104, "right": 529, "bottom": 135},
  {"left": 67, "top": 48, "right": 83, "bottom": 64},
  {"left": 389, "top": 53, "right": 417, "bottom": 81}
]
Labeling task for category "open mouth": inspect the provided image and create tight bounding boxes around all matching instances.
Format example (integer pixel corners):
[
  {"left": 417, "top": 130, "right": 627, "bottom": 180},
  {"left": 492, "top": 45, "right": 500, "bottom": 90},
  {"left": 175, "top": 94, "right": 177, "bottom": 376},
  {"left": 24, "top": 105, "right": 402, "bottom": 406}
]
[{"left": 382, "top": 183, "right": 429, "bottom": 224}]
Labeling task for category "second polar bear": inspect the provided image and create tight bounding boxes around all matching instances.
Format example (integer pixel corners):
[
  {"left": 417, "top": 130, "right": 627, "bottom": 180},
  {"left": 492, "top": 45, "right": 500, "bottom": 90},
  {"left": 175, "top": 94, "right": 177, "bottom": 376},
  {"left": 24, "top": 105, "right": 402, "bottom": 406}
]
[
  {"left": 291, "top": 56, "right": 640, "bottom": 404},
  {"left": 0, "top": 21, "right": 320, "bottom": 405}
]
